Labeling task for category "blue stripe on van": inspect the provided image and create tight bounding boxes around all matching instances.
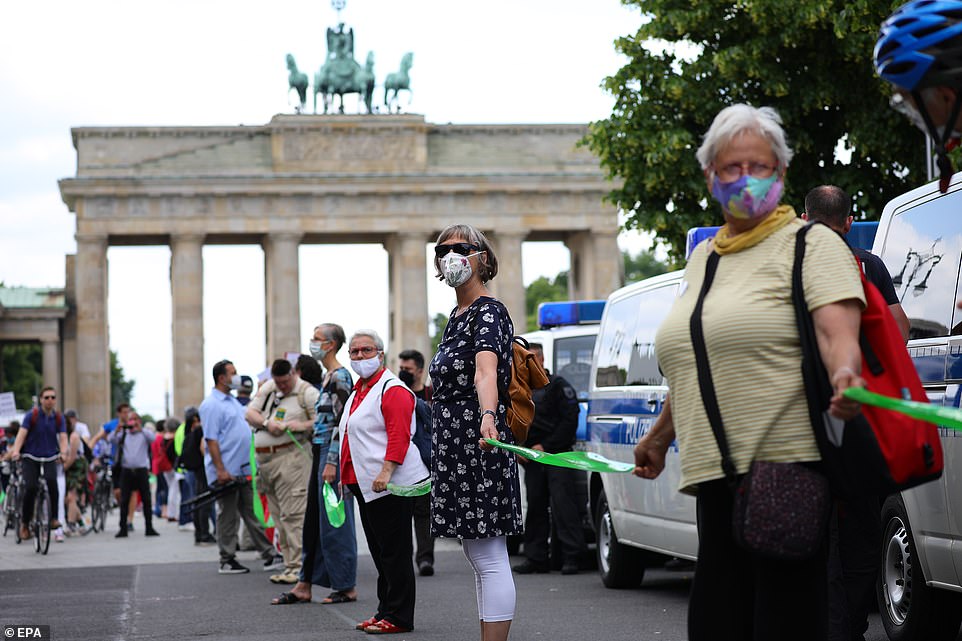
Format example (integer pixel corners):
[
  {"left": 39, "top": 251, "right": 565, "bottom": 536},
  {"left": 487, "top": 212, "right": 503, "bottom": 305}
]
[
  {"left": 588, "top": 397, "right": 658, "bottom": 416},
  {"left": 911, "top": 351, "right": 947, "bottom": 384}
]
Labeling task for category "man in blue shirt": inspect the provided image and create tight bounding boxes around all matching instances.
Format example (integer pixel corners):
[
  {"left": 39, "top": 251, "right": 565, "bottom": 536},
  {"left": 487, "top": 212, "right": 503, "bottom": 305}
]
[
  {"left": 200, "top": 359, "right": 276, "bottom": 574},
  {"left": 9, "top": 386, "right": 67, "bottom": 540}
]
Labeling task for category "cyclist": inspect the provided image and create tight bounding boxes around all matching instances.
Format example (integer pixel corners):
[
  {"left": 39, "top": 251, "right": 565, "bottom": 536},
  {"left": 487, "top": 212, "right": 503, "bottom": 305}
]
[
  {"left": 875, "top": 0, "right": 962, "bottom": 193},
  {"left": 8, "top": 386, "right": 67, "bottom": 540}
]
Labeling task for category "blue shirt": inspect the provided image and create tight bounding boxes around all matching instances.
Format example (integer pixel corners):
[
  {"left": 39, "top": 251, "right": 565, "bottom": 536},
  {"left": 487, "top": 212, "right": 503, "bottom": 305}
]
[
  {"left": 200, "top": 388, "right": 252, "bottom": 484},
  {"left": 21, "top": 408, "right": 65, "bottom": 457}
]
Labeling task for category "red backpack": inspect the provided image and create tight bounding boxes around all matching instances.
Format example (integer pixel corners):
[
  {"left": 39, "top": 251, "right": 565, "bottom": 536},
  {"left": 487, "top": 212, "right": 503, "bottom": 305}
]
[{"left": 793, "top": 224, "right": 943, "bottom": 499}]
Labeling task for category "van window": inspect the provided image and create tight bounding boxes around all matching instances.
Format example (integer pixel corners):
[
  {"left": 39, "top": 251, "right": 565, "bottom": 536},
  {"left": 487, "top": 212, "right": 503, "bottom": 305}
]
[
  {"left": 595, "top": 284, "right": 677, "bottom": 387},
  {"left": 554, "top": 335, "right": 595, "bottom": 400},
  {"left": 881, "top": 199, "right": 962, "bottom": 339}
]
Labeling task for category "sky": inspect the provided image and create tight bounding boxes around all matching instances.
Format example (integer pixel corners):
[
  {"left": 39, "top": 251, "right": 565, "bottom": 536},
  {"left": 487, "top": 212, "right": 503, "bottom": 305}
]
[{"left": 0, "top": 0, "right": 655, "bottom": 420}]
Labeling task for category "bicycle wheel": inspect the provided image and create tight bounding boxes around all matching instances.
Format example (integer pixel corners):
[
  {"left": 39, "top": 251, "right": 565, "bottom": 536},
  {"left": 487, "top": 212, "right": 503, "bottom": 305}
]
[
  {"left": 2, "top": 485, "right": 14, "bottom": 536},
  {"left": 35, "top": 489, "right": 51, "bottom": 554},
  {"left": 92, "top": 486, "right": 105, "bottom": 533}
]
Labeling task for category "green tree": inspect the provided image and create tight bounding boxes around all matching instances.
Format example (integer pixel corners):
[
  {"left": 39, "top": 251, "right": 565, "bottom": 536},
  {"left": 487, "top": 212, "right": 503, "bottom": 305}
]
[
  {"left": 111, "top": 350, "right": 135, "bottom": 410},
  {"left": 624, "top": 248, "right": 669, "bottom": 284},
  {"left": 0, "top": 344, "right": 43, "bottom": 409},
  {"left": 430, "top": 313, "right": 449, "bottom": 355},
  {"left": 525, "top": 272, "right": 569, "bottom": 331},
  {"left": 585, "top": 0, "right": 924, "bottom": 261}
]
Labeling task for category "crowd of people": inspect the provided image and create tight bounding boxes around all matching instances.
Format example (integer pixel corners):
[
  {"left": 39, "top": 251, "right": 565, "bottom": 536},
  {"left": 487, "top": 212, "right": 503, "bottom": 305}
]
[{"left": 4, "top": 2, "right": 962, "bottom": 639}]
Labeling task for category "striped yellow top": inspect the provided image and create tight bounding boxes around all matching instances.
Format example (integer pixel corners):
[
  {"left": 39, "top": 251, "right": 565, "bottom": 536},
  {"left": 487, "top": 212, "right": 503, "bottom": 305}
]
[{"left": 655, "top": 219, "right": 864, "bottom": 494}]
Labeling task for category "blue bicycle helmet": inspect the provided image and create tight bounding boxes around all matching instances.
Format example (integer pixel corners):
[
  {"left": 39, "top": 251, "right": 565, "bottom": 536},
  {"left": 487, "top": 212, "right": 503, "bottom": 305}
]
[{"left": 875, "top": 0, "right": 962, "bottom": 90}]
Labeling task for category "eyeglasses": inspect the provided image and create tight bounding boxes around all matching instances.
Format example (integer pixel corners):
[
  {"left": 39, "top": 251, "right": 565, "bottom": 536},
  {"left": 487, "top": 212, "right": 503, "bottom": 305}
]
[
  {"left": 348, "top": 346, "right": 380, "bottom": 358},
  {"left": 713, "top": 161, "right": 777, "bottom": 182},
  {"left": 434, "top": 242, "right": 480, "bottom": 258},
  {"left": 42, "top": 395, "right": 56, "bottom": 400}
]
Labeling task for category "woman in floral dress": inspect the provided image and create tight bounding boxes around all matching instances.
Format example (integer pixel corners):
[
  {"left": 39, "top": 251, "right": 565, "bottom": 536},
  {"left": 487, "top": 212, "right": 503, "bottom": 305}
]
[{"left": 428, "top": 223, "right": 523, "bottom": 641}]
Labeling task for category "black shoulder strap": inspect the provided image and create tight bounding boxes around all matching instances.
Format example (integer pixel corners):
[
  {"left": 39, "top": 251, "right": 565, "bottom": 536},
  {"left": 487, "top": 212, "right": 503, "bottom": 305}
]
[{"left": 688, "top": 251, "right": 738, "bottom": 484}]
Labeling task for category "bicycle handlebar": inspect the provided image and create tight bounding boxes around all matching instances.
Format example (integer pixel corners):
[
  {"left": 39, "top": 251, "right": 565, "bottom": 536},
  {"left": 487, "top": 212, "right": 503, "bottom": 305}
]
[{"left": 21, "top": 453, "right": 61, "bottom": 463}]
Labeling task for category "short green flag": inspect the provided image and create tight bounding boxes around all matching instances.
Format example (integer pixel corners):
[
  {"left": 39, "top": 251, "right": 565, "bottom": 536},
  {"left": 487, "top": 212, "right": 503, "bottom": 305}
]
[
  {"left": 483, "top": 439, "right": 634, "bottom": 473},
  {"left": 843, "top": 387, "right": 962, "bottom": 430}
]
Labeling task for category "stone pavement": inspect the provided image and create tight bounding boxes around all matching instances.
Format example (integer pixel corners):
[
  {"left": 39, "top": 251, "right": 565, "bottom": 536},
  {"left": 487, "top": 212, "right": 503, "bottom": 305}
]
[{"left": 0, "top": 505, "right": 461, "bottom": 572}]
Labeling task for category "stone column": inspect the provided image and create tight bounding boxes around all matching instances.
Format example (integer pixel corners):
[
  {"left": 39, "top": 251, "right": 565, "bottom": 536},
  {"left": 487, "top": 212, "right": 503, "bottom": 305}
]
[
  {"left": 263, "top": 232, "right": 302, "bottom": 361},
  {"left": 62, "top": 255, "right": 78, "bottom": 412},
  {"left": 170, "top": 234, "right": 205, "bottom": 415},
  {"left": 74, "top": 234, "right": 110, "bottom": 428},
  {"left": 566, "top": 230, "right": 623, "bottom": 300},
  {"left": 41, "top": 339, "right": 61, "bottom": 394},
  {"left": 592, "top": 231, "right": 624, "bottom": 298},
  {"left": 386, "top": 233, "right": 430, "bottom": 367},
  {"left": 488, "top": 231, "right": 527, "bottom": 333}
]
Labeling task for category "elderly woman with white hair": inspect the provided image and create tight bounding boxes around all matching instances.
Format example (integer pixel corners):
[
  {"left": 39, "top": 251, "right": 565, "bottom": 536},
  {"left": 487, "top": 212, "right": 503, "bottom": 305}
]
[
  {"left": 631, "top": 104, "right": 866, "bottom": 641},
  {"left": 338, "top": 329, "right": 429, "bottom": 635}
]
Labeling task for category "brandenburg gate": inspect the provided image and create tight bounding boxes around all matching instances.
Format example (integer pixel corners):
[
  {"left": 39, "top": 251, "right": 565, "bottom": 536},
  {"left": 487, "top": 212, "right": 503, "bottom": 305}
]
[{"left": 58, "top": 115, "right": 621, "bottom": 426}]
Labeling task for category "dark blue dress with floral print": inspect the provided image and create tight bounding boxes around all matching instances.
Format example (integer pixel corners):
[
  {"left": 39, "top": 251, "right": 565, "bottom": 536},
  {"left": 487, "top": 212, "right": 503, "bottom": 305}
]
[{"left": 428, "top": 296, "right": 523, "bottom": 539}]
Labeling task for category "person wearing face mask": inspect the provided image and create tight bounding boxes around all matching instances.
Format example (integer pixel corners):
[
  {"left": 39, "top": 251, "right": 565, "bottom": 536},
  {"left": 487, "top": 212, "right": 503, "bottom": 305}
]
[
  {"left": 272, "top": 323, "right": 360, "bottom": 606},
  {"left": 630, "top": 104, "right": 866, "bottom": 641},
  {"left": 245, "top": 358, "right": 319, "bottom": 584},
  {"left": 875, "top": 0, "right": 962, "bottom": 194},
  {"left": 200, "top": 359, "right": 278, "bottom": 575},
  {"left": 339, "top": 330, "right": 428, "bottom": 635},
  {"left": 428, "top": 224, "right": 523, "bottom": 641}
]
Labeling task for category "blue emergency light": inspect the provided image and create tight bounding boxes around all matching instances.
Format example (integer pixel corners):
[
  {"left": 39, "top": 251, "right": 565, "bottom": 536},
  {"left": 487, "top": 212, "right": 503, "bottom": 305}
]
[{"left": 538, "top": 300, "right": 606, "bottom": 329}]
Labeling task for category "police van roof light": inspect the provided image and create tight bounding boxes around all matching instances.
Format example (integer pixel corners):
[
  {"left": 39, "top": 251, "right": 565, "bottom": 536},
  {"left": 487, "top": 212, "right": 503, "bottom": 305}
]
[{"left": 538, "top": 300, "right": 606, "bottom": 328}]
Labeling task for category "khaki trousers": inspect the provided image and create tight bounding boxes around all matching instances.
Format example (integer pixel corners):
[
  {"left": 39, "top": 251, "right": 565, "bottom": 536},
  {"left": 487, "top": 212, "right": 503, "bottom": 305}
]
[{"left": 257, "top": 444, "right": 312, "bottom": 574}]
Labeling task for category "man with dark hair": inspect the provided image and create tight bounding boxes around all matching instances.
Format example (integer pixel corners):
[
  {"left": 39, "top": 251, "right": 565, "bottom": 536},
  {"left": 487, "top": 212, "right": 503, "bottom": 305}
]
[
  {"left": 802, "top": 185, "right": 910, "bottom": 340},
  {"left": 246, "top": 358, "right": 319, "bottom": 583},
  {"left": 99, "top": 402, "right": 137, "bottom": 529},
  {"left": 397, "top": 348, "right": 435, "bottom": 576},
  {"left": 200, "top": 359, "right": 277, "bottom": 574},
  {"left": 9, "top": 386, "right": 67, "bottom": 541},
  {"left": 512, "top": 344, "right": 587, "bottom": 575},
  {"left": 108, "top": 412, "right": 160, "bottom": 537}
]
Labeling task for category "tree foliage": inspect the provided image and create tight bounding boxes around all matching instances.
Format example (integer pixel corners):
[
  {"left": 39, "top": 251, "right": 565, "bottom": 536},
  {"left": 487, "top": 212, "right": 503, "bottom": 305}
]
[
  {"left": 585, "top": 0, "right": 925, "bottom": 261},
  {"left": 0, "top": 344, "right": 43, "bottom": 409},
  {"left": 110, "top": 351, "right": 135, "bottom": 411},
  {"left": 624, "top": 248, "right": 669, "bottom": 284},
  {"left": 525, "top": 272, "right": 570, "bottom": 332}
]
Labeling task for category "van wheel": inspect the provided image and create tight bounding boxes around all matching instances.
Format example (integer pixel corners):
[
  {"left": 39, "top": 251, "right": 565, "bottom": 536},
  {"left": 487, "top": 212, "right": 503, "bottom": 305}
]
[
  {"left": 595, "top": 488, "right": 644, "bottom": 589},
  {"left": 878, "top": 495, "right": 962, "bottom": 641}
]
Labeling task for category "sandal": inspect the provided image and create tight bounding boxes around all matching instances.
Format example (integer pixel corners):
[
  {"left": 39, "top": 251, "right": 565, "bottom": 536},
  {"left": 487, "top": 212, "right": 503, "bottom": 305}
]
[
  {"left": 271, "top": 591, "right": 310, "bottom": 605},
  {"left": 321, "top": 590, "right": 357, "bottom": 604}
]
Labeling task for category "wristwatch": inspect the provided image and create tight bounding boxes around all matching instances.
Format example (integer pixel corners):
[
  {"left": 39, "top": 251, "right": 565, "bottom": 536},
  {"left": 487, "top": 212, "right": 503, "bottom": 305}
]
[{"left": 481, "top": 409, "right": 497, "bottom": 422}]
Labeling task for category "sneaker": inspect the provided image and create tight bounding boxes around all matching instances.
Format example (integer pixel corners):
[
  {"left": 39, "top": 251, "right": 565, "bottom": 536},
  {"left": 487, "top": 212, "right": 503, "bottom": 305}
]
[
  {"left": 178, "top": 523, "right": 195, "bottom": 532},
  {"left": 512, "top": 560, "right": 550, "bottom": 574},
  {"left": 126, "top": 522, "right": 134, "bottom": 533},
  {"left": 195, "top": 539, "right": 216, "bottom": 547},
  {"left": 54, "top": 527, "right": 65, "bottom": 543},
  {"left": 270, "top": 571, "right": 298, "bottom": 584},
  {"left": 418, "top": 562, "right": 434, "bottom": 577},
  {"left": 145, "top": 528, "right": 160, "bottom": 537},
  {"left": 263, "top": 554, "right": 285, "bottom": 571},
  {"left": 115, "top": 529, "right": 128, "bottom": 538},
  {"left": 218, "top": 559, "right": 250, "bottom": 574}
]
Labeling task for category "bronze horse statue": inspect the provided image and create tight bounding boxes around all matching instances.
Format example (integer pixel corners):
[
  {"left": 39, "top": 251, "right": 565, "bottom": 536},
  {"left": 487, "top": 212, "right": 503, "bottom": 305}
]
[
  {"left": 314, "top": 24, "right": 375, "bottom": 114},
  {"left": 286, "top": 54, "right": 309, "bottom": 113},
  {"left": 384, "top": 52, "right": 413, "bottom": 113}
]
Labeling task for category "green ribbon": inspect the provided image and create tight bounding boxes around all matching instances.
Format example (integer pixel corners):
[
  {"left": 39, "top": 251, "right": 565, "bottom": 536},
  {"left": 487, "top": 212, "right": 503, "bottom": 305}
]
[
  {"left": 285, "top": 429, "right": 311, "bottom": 460},
  {"left": 843, "top": 387, "right": 962, "bottom": 430},
  {"left": 387, "top": 478, "right": 432, "bottom": 496},
  {"left": 249, "top": 441, "right": 266, "bottom": 526},
  {"left": 322, "top": 481, "right": 346, "bottom": 528},
  {"left": 483, "top": 439, "right": 635, "bottom": 473}
]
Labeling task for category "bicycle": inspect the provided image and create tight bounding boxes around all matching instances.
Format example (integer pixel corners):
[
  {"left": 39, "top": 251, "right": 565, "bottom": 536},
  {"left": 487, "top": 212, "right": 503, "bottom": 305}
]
[
  {"left": 90, "top": 459, "right": 113, "bottom": 534},
  {"left": 2, "top": 461, "right": 22, "bottom": 540},
  {"left": 22, "top": 453, "right": 60, "bottom": 554}
]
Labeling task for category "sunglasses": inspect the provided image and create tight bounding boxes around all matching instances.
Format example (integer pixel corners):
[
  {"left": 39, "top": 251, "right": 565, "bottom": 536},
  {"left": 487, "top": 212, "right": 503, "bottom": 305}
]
[
  {"left": 434, "top": 242, "right": 480, "bottom": 258},
  {"left": 42, "top": 395, "right": 56, "bottom": 400}
]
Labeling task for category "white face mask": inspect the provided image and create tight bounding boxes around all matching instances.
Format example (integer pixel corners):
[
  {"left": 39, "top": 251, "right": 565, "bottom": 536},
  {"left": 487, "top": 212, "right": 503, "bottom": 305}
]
[
  {"left": 309, "top": 341, "right": 329, "bottom": 361},
  {"left": 441, "top": 251, "right": 479, "bottom": 288},
  {"left": 351, "top": 354, "right": 382, "bottom": 379},
  {"left": 229, "top": 374, "right": 242, "bottom": 390}
]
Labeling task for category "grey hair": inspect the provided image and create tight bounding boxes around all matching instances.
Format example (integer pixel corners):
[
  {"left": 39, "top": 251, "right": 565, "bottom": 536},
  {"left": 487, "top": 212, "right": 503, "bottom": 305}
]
[
  {"left": 350, "top": 329, "right": 384, "bottom": 352},
  {"left": 435, "top": 224, "right": 499, "bottom": 283},
  {"left": 315, "top": 323, "right": 346, "bottom": 350},
  {"left": 695, "top": 104, "right": 794, "bottom": 171}
]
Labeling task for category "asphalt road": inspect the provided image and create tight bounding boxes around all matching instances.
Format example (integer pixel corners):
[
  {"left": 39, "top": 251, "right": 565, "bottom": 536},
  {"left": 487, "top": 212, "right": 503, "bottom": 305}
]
[{"left": 0, "top": 515, "right": 945, "bottom": 641}]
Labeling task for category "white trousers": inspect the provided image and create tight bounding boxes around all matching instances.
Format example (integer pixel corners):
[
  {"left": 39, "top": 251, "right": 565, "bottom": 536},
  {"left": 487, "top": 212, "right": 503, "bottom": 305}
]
[{"left": 461, "top": 535, "right": 516, "bottom": 622}]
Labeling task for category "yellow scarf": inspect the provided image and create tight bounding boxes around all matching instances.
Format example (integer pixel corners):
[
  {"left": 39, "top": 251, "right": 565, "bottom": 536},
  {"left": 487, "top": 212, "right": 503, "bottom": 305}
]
[{"left": 712, "top": 205, "right": 797, "bottom": 255}]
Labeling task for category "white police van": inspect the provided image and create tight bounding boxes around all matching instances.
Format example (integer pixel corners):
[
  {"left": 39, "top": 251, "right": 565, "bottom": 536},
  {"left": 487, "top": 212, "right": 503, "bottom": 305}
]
[
  {"left": 584, "top": 222, "right": 887, "bottom": 590},
  {"left": 521, "top": 300, "right": 606, "bottom": 445},
  {"left": 869, "top": 176, "right": 962, "bottom": 641}
]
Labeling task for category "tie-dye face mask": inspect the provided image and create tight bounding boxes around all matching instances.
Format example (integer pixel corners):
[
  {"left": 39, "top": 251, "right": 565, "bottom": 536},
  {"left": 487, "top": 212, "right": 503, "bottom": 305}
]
[{"left": 711, "top": 173, "right": 783, "bottom": 220}]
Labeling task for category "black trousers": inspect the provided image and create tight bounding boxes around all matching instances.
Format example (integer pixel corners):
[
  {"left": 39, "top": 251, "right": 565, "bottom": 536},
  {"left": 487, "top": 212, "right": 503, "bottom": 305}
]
[
  {"left": 522, "top": 462, "right": 586, "bottom": 565},
  {"left": 119, "top": 467, "right": 153, "bottom": 531},
  {"left": 349, "top": 484, "right": 416, "bottom": 630},
  {"left": 689, "top": 479, "right": 828, "bottom": 641},
  {"left": 828, "top": 496, "right": 882, "bottom": 641},
  {"left": 413, "top": 492, "right": 434, "bottom": 566},
  {"left": 21, "top": 458, "right": 58, "bottom": 526},
  {"left": 192, "top": 471, "right": 213, "bottom": 540}
]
